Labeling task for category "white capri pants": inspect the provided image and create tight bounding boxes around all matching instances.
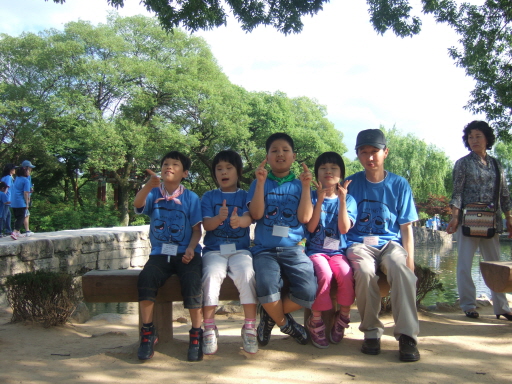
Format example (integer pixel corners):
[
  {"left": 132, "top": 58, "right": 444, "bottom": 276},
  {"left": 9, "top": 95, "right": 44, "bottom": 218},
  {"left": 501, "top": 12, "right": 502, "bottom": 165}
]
[{"left": 202, "top": 249, "right": 257, "bottom": 306}]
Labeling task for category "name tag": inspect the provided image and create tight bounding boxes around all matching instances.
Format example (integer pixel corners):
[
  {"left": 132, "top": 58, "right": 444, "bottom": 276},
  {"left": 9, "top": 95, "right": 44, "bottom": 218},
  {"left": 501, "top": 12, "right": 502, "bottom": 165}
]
[
  {"left": 272, "top": 225, "right": 289, "bottom": 237},
  {"left": 162, "top": 243, "right": 178, "bottom": 256},
  {"left": 323, "top": 237, "right": 340, "bottom": 250},
  {"left": 220, "top": 243, "right": 236, "bottom": 255},
  {"left": 363, "top": 236, "right": 379, "bottom": 246}
]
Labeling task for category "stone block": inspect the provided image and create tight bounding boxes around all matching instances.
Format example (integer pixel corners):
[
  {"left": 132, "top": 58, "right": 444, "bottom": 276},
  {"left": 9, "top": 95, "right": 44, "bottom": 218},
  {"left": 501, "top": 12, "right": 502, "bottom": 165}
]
[
  {"left": 52, "top": 236, "right": 82, "bottom": 253},
  {"left": 19, "top": 240, "right": 54, "bottom": 261}
]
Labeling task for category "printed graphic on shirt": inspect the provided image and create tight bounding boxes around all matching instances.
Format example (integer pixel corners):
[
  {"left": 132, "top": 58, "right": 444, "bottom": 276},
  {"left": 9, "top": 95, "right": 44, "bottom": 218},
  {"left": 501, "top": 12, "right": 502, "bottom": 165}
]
[
  {"left": 309, "top": 205, "right": 339, "bottom": 247},
  {"left": 356, "top": 199, "right": 391, "bottom": 235},
  {"left": 263, "top": 191, "right": 300, "bottom": 229},
  {"left": 211, "top": 201, "right": 247, "bottom": 240},
  {"left": 151, "top": 207, "right": 186, "bottom": 243}
]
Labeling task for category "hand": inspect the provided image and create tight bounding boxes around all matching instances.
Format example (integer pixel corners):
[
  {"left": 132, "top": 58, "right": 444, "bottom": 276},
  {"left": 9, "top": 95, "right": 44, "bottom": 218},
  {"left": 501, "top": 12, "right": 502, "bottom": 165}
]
[
  {"left": 336, "top": 179, "right": 352, "bottom": 199},
  {"left": 255, "top": 159, "right": 268, "bottom": 183},
  {"left": 446, "top": 217, "right": 459, "bottom": 234},
  {"left": 230, "top": 207, "right": 240, "bottom": 228},
  {"left": 182, "top": 248, "right": 195, "bottom": 264},
  {"left": 299, "top": 163, "right": 313, "bottom": 187},
  {"left": 312, "top": 180, "right": 326, "bottom": 202},
  {"left": 145, "top": 169, "right": 161, "bottom": 188},
  {"left": 218, "top": 199, "right": 229, "bottom": 223}
]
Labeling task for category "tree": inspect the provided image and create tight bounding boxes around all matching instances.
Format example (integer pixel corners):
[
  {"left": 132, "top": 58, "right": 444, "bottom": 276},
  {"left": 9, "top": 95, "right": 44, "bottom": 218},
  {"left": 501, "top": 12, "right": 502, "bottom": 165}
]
[
  {"left": 48, "top": 0, "right": 438, "bottom": 37},
  {"left": 428, "top": 1, "right": 512, "bottom": 140}
]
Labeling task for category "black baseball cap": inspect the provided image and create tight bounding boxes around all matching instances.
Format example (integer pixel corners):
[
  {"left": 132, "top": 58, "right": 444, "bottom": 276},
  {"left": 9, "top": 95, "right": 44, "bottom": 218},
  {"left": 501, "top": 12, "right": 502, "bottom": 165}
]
[{"left": 355, "top": 129, "right": 387, "bottom": 150}]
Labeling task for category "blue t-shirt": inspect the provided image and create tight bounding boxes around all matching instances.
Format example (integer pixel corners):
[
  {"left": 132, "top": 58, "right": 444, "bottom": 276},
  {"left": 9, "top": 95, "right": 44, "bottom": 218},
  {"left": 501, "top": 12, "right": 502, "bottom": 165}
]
[
  {"left": 0, "top": 191, "right": 7, "bottom": 218},
  {"left": 1, "top": 175, "right": 13, "bottom": 201},
  {"left": 201, "top": 188, "right": 250, "bottom": 253},
  {"left": 247, "top": 178, "right": 305, "bottom": 254},
  {"left": 135, "top": 187, "right": 203, "bottom": 255},
  {"left": 305, "top": 191, "right": 357, "bottom": 256},
  {"left": 346, "top": 171, "right": 418, "bottom": 248},
  {"left": 11, "top": 176, "right": 31, "bottom": 208}
]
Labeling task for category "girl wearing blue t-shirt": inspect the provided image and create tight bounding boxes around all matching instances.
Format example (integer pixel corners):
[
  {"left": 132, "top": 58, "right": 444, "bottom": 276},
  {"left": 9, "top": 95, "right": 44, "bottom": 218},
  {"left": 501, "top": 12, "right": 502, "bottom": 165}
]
[
  {"left": 11, "top": 166, "right": 32, "bottom": 240},
  {"left": 304, "top": 152, "right": 357, "bottom": 348},
  {"left": 201, "top": 150, "right": 257, "bottom": 355},
  {"left": 1, "top": 164, "right": 16, "bottom": 236}
]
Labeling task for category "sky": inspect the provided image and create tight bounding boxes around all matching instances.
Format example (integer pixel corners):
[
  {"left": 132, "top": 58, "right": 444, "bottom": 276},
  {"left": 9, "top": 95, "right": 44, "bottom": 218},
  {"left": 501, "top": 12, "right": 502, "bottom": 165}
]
[{"left": 0, "top": 0, "right": 485, "bottom": 161}]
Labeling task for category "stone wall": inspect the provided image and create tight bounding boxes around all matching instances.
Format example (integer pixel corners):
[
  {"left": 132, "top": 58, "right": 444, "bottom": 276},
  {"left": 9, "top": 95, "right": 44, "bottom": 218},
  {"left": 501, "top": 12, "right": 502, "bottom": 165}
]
[
  {"left": 0, "top": 226, "right": 151, "bottom": 285},
  {"left": 413, "top": 226, "right": 453, "bottom": 244}
]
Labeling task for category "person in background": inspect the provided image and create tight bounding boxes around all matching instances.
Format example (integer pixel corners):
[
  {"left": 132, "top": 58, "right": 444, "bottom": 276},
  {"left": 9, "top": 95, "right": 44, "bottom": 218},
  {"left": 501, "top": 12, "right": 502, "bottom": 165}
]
[
  {"left": 446, "top": 120, "right": 512, "bottom": 321},
  {"left": 20, "top": 160, "right": 35, "bottom": 237},
  {"left": 0, "top": 181, "right": 9, "bottom": 237},
  {"left": 10, "top": 165, "right": 32, "bottom": 240},
  {"left": 0, "top": 164, "right": 16, "bottom": 236}
]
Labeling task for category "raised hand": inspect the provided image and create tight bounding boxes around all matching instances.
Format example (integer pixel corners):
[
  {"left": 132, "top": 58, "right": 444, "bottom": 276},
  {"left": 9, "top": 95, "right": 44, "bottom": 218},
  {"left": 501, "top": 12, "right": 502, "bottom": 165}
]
[
  {"left": 145, "top": 169, "right": 161, "bottom": 188},
  {"left": 218, "top": 199, "right": 229, "bottom": 223},
  {"left": 313, "top": 180, "right": 326, "bottom": 202},
  {"left": 299, "top": 163, "right": 313, "bottom": 187},
  {"left": 336, "top": 179, "right": 352, "bottom": 199},
  {"left": 255, "top": 159, "right": 268, "bottom": 182},
  {"left": 230, "top": 206, "right": 240, "bottom": 229}
]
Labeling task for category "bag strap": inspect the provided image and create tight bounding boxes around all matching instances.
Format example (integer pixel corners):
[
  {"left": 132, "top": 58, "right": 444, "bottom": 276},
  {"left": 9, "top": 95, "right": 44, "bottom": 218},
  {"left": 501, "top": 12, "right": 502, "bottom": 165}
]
[{"left": 491, "top": 156, "right": 500, "bottom": 210}]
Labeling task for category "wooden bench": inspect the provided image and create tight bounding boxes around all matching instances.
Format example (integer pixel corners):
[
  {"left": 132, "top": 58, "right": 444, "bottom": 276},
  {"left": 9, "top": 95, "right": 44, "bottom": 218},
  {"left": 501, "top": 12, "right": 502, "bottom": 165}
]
[
  {"left": 82, "top": 269, "right": 390, "bottom": 343},
  {"left": 480, "top": 261, "right": 512, "bottom": 293}
]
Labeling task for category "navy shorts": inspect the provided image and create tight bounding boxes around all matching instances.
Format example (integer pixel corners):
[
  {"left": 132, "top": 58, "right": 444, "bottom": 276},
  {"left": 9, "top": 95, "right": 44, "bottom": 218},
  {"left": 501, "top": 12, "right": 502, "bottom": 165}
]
[{"left": 137, "top": 253, "right": 203, "bottom": 309}]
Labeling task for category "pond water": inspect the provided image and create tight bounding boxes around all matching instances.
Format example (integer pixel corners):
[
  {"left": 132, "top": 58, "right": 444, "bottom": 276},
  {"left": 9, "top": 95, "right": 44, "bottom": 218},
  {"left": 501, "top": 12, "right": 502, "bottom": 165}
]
[
  {"left": 415, "top": 240, "right": 512, "bottom": 306},
  {"left": 85, "top": 240, "right": 512, "bottom": 315}
]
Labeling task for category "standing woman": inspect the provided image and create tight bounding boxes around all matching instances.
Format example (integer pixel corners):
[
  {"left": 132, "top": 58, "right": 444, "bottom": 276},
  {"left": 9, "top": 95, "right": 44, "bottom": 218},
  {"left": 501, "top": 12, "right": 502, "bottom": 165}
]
[
  {"left": 0, "top": 164, "right": 16, "bottom": 236},
  {"left": 446, "top": 120, "right": 512, "bottom": 320},
  {"left": 10, "top": 166, "right": 31, "bottom": 240}
]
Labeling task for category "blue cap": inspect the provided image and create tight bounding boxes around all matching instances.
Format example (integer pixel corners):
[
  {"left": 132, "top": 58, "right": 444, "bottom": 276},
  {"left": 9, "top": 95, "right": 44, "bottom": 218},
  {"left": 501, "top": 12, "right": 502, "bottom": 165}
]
[{"left": 21, "top": 160, "right": 35, "bottom": 168}]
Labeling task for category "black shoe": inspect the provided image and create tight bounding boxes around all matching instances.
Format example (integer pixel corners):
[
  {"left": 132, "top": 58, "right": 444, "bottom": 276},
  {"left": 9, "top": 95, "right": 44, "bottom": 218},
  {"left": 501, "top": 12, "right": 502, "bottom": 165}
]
[
  {"left": 137, "top": 325, "right": 158, "bottom": 360},
  {"left": 187, "top": 328, "right": 204, "bottom": 362},
  {"left": 361, "top": 338, "right": 381, "bottom": 355},
  {"left": 257, "top": 306, "right": 276, "bottom": 347},
  {"left": 464, "top": 310, "right": 479, "bottom": 319},
  {"left": 280, "top": 313, "right": 308, "bottom": 345},
  {"left": 398, "top": 334, "right": 420, "bottom": 362}
]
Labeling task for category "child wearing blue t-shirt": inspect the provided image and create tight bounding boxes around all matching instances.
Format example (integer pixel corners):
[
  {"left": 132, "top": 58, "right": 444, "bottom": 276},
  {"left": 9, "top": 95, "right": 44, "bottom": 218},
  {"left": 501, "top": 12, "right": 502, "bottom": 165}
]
[
  {"left": 302, "top": 152, "right": 357, "bottom": 348},
  {"left": 0, "top": 181, "right": 9, "bottom": 236},
  {"left": 201, "top": 150, "right": 257, "bottom": 355},
  {"left": 134, "top": 151, "right": 203, "bottom": 362},
  {"left": 248, "top": 132, "right": 317, "bottom": 347}
]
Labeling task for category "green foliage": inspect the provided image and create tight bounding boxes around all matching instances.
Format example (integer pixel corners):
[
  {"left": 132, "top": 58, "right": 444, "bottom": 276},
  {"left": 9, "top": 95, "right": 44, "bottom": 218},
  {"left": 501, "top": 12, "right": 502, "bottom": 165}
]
[
  {"left": 494, "top": 142, "right": 512, "bottom": 188},
  {"left": 4, "top": 270, "right": 82, "bottom": 326}
]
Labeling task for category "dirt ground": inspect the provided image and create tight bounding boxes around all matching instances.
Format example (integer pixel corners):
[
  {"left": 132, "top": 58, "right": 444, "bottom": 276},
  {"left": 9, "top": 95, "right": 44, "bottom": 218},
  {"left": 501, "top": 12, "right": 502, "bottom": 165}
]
[{"left": 1, "top": 302, "right": 511, "bottom": 384}]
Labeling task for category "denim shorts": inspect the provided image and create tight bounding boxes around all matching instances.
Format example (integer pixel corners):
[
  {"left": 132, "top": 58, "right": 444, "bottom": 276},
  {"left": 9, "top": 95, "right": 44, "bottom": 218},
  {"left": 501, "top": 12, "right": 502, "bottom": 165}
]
[
  {"left": 252, "top": 246, "right": 317, "bottom": 308},
  {"left": 137, "top": 253, "right": 202, "bottom": 309}
]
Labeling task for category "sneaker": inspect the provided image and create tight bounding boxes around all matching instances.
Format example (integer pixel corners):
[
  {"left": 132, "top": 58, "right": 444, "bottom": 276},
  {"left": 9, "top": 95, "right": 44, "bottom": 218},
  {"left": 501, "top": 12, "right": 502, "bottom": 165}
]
[
  {"left": 398, "top": 334, "right": 420, "bottom": 362},
  {"left": 187, "top": 328, "right": 203, "bottom": 362},
  {"left": 25, "top": 231, "right": 33, "bottom": 237},
  {"left": 280, "top": 313, "right": 308, "bottom": 345},
  {"left": 330, "top": 311, "right": 350, "bottom": 344},
  {"left": 257, "top": 306, "right": 275, "bottom": 347},
  {"left": 361, "top": 338, "right": 381, "bottom": 355},
  {"left": 202, "top": 326, "right": 219, "bottom": 355},
  {"left": 241, "top": 323, "right": 258, "bottom": 354},
  {"left": 307, "top": 316, "right": 329, "bottom": 349},
  {"left": 137, "top": 325, "right": 158, "bottom": 360},
  {"left": 10, "top": 232, "right": 18, "bottom": 240}
]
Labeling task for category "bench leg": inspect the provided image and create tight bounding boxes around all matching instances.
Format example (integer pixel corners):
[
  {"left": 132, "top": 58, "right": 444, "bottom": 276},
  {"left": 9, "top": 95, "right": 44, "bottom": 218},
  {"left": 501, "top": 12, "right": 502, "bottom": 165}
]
[{"left": 138, "top": 301, "right": 174, "bottom": 343}]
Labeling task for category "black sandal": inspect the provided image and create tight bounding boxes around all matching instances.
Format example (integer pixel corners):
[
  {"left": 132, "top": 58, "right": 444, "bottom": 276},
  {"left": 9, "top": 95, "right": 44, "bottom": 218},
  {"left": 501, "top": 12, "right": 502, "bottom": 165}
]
[{"left": 464, "top": 310, "right": 479, "bottom": 319}]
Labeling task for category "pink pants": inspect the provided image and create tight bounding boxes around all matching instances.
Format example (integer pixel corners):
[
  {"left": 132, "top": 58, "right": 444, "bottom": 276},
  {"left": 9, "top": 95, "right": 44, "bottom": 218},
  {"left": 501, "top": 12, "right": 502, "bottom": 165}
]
[{"left": 310, "top": 253, "right": 355, "bottom": 312}]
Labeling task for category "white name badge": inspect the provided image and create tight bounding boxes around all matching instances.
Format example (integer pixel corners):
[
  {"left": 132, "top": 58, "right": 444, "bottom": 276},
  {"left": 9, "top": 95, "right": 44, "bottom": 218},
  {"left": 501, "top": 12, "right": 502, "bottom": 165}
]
[
  {"left": 162, "top": 243, "right": 178, "bottom": 256},
  {"left": 272, "top": 225, "right": 290, "bottom": 237},
  {"left": 323, "top": 237, "right": 340, "bottom": 250},
  {"left": 220, "top": 243, "right": 236, "bottom": 256},
  {"left": 363, "top": 236, "right": 379, "bottom": 246}
]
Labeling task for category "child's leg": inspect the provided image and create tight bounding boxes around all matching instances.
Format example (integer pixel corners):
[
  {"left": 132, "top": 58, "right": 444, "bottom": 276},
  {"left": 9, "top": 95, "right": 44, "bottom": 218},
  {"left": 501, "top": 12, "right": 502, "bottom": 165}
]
[
  {"left": 330, "top": 254, "right": 355, "bottom": 316},
  {"left": 202, "top": 251, "right": 229, "bottom": 321},
  {"left": 310, "top": 253, "right": 334, "bottom": 313},
  {"left": 189, "top": 308, "right": 202, "bottom": 329},
  {"left": 140, "top": 300, "right": 155, "bottom": 324}
]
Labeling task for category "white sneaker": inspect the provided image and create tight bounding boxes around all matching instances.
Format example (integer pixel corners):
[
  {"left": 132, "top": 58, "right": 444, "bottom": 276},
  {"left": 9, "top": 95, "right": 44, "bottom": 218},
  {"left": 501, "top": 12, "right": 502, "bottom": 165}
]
[
  {"left": 25, "top": 231, "right": 33, "bottom": 237},
  {"left": 202, "top": 327, "right": 218, "bottom": 355},
  {"left": 241, "top": 323, "right": 258, "bottom": 354}
]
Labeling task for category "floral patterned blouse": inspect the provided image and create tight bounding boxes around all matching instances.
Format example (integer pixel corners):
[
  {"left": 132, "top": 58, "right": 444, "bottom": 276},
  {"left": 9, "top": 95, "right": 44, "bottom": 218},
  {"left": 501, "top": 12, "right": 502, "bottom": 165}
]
[{"left": 450, "top": 151, "right": 511, "bottom": 232}]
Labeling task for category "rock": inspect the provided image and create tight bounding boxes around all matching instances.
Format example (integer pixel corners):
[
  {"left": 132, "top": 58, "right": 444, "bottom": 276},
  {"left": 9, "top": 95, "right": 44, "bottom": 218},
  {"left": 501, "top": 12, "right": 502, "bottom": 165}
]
[
  {"left": 70, "top": 302, "right": 91, "bottom": 324},
  {"left": 176, "top": 317, "right": 188, "bottom": 323},
  {"left": 216, "top": 304, "right": 243, "bottom": 315},
  {"left": 435, "top": 302, "right": 459, "bottom": 312}
]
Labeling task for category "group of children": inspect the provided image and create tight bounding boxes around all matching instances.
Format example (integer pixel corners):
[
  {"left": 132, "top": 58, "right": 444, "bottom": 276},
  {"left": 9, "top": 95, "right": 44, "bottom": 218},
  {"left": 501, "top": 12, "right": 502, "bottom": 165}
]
[{"left": 134, "top": 130, "right": 420, "bottom": 363}]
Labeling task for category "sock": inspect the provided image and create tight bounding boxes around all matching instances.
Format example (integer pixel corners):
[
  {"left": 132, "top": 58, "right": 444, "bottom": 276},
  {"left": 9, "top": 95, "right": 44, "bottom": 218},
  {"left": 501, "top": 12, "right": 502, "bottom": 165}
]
[
  {"left": 142, "top": 322, "right": 153, "bottom": 328},
  {"left": 244, "top": 318, "right": 256, "bottom": 329},
  {"left": 311, "top": 313, "right": 322, "bottom": 323},
  {"left": 279, "top": 318, "right": 289, "bottom": 331},
  {"left": 204, "top": 318, "right": 215, "bottom": 330}
]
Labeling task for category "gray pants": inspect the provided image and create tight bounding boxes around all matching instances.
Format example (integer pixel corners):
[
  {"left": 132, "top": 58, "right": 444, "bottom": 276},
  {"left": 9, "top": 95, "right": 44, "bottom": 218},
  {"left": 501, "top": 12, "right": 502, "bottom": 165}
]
[
  {"left": 456, "top": 226, "right": 511, "bottom": 314},
  {"left": 347, "top": 241, "right": 419, "bottom": 342}
]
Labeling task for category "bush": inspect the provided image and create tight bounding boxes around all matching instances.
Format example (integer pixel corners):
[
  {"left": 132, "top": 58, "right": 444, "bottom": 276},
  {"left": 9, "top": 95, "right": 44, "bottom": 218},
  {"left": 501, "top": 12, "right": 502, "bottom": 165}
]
[{"left": 3, "top": 270, "right": 82, "bottom": 326}]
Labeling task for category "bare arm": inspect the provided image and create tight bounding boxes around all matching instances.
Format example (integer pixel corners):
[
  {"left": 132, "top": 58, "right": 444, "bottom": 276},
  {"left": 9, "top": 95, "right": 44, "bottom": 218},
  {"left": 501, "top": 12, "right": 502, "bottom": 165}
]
[
  {"left": 297, "top": 163, "right": 313, "bottom": 224},
  {"left": 202, "top": 199, "right": 229, "bottom": 231},
  {"left": 306, "top": 181, "right": 324, "bottom": 233},
  {"left": 400, "top": 222, "right": 415, "bottom": 271},
  {"left": 134, "top": 169, "right": 160, "bottom": 209},
  {"left": 336, "top": 180, "right": 352, "bottom": 234},
  {"left": 249, "top": 159, "right": 267, "bottom": 221},
  {"left": 183, "top": 223, "right": 202, "bottom": 264},
  {"left": 230, "top": 209, "right": 253, "bottom": 229}
]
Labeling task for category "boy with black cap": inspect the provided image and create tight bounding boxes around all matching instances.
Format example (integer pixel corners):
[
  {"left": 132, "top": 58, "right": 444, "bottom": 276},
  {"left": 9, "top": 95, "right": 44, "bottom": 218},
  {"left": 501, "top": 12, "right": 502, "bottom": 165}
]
[{"left": 346, "top": 129, "right": 420, "bottom": 362}]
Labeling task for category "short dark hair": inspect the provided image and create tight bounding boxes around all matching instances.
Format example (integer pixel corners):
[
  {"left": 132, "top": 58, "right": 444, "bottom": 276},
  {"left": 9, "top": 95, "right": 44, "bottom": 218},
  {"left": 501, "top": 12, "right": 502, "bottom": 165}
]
[
  {"left": 16, "top": 166, "right": 30, "bottom": 177},
  {"left": 463, "top": 120, "right": 495, "bottom": 150},
  {"left": 314, "top": 152, "right": 346, "bottom": 180},
  {"left": 1, "top": 163, "right": 16, "bottom": 177},
  {"left": 265, "top": 132, "right": 294, "bottom": 153},
  {"left": 0, "top": 181, "right": 7, "bottom": 191},
  {"left": 212, "top": 150, "right": 243, "bottom": 188},
  {"left": 160, "top": 151, "right": 191, "bottom": 171}
]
